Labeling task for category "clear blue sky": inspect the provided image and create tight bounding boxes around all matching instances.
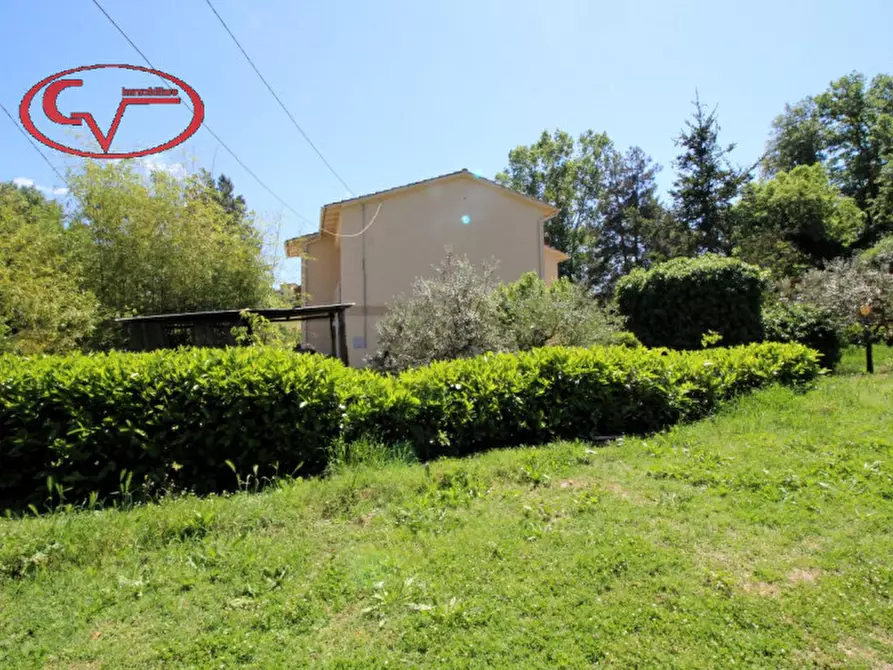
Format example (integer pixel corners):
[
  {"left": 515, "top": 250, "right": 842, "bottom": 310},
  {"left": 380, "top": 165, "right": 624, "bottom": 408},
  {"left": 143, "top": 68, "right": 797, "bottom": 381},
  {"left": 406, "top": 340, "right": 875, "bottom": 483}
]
[{"left": 2, "top": 0, "right": 891, "bottom": 284}]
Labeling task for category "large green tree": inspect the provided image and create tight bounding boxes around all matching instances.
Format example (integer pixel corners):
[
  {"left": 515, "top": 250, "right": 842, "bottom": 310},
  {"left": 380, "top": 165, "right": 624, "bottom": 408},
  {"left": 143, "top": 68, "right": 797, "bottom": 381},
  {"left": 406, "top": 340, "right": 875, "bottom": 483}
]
[
  {"left": 764, "top": 72, "right": 893, "bottom": 245},
  {"left": 596, "top": 146, "right": 668, "bottom": 291},
  {"left": 670, "top": 95, "right": 750, "bottom": 255},
  {"left": 0, "top": 183, "right": 98, "bottom": 353},
  {"left": 732, "top": 164, "right": 864, "bottom": 278},
  {"left": 763, "top": 98, "right": 825, "bottom": 175},
  {"left": 497, "top": 131, "right": 677, "bottom": 292},
  {"left": 66, "top": 161, "right": 277, "bottom": 343},
  {"left": 495, "top": 129, "right": 612, "bottom": 284},
  {"left": 194, "top": 169, "right": 257, "bottom": 242}
]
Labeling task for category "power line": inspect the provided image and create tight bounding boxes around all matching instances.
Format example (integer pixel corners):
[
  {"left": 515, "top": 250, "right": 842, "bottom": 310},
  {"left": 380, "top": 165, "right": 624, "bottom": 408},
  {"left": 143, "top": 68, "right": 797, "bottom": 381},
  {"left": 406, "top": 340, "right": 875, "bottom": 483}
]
[
  {"left": 89, "top": 0, "right": 316, "bottom": 227},
  {"left": 0, "top": 100, "right": 68, "bottom": 185},
  {"left": 89, "top": 0, "right": 155, "bottom": 69},
  {"left": 203, "top": 0, "right": 354, "bottom": 196}
]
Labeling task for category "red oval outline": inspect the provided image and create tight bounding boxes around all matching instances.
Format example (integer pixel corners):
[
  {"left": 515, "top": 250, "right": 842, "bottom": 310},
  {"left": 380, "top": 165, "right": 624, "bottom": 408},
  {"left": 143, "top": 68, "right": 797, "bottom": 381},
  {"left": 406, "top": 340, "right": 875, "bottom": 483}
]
[{"left": 19, "top": 64, "right": 204, "bottom": 159}]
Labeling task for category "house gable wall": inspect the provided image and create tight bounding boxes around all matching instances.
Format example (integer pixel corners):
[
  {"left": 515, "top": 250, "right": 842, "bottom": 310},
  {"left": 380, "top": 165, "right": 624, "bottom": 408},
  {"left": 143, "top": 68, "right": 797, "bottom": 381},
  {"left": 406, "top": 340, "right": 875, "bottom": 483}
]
[{"left": 335, "top": 175, "right": 544, "bottom": 364}]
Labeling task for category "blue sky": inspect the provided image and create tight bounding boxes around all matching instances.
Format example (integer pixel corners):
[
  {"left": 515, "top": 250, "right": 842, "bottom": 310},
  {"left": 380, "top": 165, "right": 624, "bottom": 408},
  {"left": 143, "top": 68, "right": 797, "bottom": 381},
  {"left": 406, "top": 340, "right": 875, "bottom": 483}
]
[{"left": 2, "top": 0, "right": 891, "bottom": 285}]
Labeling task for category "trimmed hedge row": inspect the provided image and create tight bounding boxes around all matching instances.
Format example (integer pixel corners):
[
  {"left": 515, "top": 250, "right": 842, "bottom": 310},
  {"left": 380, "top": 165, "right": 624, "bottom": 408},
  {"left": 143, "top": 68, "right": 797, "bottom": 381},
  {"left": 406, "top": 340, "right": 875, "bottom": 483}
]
[
  {"left": 0, "top": 342, "right": 820, "bottom": 510},
  {"left": 347, "top": 343, "right": 820, "bottom": 459},
  {"left": 0, "top": 349, "right": 349, "bottom": 509}
]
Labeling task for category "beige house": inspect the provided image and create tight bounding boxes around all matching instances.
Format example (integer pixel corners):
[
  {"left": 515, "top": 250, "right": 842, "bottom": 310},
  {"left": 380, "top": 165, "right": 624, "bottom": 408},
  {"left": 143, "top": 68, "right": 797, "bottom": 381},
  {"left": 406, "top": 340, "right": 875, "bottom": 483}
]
[{"left": 284, "top": 169, "right": 568, "bottom": 366}]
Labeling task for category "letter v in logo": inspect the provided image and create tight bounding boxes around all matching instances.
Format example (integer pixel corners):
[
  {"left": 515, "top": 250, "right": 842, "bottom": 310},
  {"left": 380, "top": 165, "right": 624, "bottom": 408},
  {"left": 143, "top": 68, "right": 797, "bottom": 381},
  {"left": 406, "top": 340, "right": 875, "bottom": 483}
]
[{"left": 42, "top": 79, "right": 181, "bottom": 153}]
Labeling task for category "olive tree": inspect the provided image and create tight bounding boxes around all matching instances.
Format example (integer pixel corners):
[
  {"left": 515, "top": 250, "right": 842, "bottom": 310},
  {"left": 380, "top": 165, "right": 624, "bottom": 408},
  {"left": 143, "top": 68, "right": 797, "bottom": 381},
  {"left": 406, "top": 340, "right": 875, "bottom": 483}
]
[
  {"left": 368, "top": 253, "right": 624, "bottom": 373},
  {"left": 795, "top": 258, "right": 893, "bottom": 372},
  {"left": 368, "top": 252, "right": 508, "bottom": 372}
]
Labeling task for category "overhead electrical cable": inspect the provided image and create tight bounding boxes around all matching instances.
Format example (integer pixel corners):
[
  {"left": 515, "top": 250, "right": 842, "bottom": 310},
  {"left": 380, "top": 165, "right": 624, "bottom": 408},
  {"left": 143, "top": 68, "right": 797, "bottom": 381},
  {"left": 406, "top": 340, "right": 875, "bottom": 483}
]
[
  {"left": 203, "top": 0, "right": 355, "bottom": 197},
  {"left": 0, "top": 100, "right": 68, "bottom": 185},
  {"left": 90, "top": 0, "right": 316, "bottom": 227}
]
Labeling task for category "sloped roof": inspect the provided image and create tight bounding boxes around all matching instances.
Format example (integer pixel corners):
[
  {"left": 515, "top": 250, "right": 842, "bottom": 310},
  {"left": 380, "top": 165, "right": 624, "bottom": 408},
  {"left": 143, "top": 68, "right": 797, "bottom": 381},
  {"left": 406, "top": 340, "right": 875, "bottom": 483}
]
[
  {"left": 284, "top": 169, "right": 559, "bottom": 253},
  {"left": 321, "top": 168, "right": 558, "bottom": 216}
]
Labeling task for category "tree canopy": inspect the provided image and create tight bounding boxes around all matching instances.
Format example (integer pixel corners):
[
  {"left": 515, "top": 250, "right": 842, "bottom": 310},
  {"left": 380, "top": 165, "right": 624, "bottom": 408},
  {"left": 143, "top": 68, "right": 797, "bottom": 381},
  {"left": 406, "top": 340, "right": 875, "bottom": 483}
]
[
  {"left": 0, "top": 162, "right": 278, "bottom": 352},
  {"left": 496, "top": 131, "right": 675, "bottom": 294},
  {"left": 0, "top": 184, "right": 98, "bottom": 353},
  {"left": 732, "top": 164, "right": 864, "bottom": 278},
  {"left": 68, "top": 162, "right": 276, "bottom": 320},
  {"left": 764, "top": 72, "right": 893, "bottom": 245},
  {"left": 495, "top": 129, "right": 612, "bottom": 284}
]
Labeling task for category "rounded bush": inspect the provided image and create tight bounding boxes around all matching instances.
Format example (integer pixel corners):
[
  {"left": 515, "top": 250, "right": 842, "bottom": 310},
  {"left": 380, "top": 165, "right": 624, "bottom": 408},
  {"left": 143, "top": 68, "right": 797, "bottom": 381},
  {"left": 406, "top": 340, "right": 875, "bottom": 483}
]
[
  {"left": 610, "top": 331, "right": 644, "bottom": 348},
  {"left": 615, "top": 255, "right": 768, "bottom": 349},
  {"left": 762, "top": 301, "right": 842, "bottom": 369}
]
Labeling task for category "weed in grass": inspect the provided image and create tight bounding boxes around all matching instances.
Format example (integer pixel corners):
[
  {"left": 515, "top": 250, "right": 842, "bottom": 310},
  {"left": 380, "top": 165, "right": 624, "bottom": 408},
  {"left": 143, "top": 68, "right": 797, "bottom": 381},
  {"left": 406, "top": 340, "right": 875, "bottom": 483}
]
[
  {"left": 328, "top": 437, "right": 418, "bottom": 472},
  {"left": 393, "top": 468, "right": 488, "bottom": 535}
]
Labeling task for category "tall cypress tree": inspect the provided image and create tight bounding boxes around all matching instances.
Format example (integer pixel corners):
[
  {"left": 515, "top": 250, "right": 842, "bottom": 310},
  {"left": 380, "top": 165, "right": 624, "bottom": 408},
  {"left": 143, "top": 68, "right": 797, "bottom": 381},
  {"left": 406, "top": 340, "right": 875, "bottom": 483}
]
[{"left": 670, "top": 94, "right": 748, "bottom": 254}]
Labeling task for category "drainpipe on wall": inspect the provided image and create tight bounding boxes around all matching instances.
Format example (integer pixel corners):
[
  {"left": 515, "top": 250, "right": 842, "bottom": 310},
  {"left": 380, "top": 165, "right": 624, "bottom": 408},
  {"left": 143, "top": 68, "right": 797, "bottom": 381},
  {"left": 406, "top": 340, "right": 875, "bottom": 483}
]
[
  {"left": 536, "top": 215, "right": 546, "bottom": 280},
  {"left": 361, "top": 203, "right": 368, "bottom": 346}
]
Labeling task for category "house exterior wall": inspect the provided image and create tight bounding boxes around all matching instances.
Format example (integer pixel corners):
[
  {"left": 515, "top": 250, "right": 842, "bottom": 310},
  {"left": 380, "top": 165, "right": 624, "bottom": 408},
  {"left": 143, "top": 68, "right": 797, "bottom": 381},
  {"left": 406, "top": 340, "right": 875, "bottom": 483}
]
[
  {"left": 301, "top": 235, "right": 340, "bottom": 354},
  {"left": 544, "top": 248, "right": 565, "bottom": 286},
  {"left": 335, "top": 175, "right": 546, "bottom": 365}
]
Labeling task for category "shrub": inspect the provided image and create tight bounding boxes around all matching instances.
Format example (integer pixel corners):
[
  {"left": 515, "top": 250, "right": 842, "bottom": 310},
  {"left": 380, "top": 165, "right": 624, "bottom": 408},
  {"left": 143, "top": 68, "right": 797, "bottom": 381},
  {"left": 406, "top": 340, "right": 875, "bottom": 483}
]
[
  {"left": 368, "top": 252, "right": 508, "bottom": 373},
  {"left": 859, "top": 235, "right": 893, "bottom": 274},
  {"left": 610, "top": 331, "right": 643, "bottom": 348},
  {"left": 0, "top": 342, "right": 819, "bottom": 511},
  {"left": 495, "top": 273, "right": 622, "bottom": 349},
  {"left": 794, "top": 258, "right": 893, "bottom": 371},
  {"left": 762, "top": 300, "right": 842, "bottom": 369},
  {"left": 371, "top": 262, "right": 623, "bottom": 373},
  {"left": 349, "top": 342, "right": 820, "bottom": 461},
  {"left": 615, "top": 255, "right": 768, "bottom": 349},
  {"left": 231, "top": 311, "right": 302, "bottom": 349},
  {"left": 0, "top": 348, "right": 349, "bottom": 510}
]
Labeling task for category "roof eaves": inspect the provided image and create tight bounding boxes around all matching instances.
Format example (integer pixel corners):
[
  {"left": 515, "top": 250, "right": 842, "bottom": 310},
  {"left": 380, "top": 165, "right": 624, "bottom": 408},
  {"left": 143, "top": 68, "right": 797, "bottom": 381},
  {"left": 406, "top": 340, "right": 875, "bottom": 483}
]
[
  {"left": 283, "top": 232, "right": 320, "bottom": 258},
  {"left": 472, "top": 173, "right": 561, "bottom": 218},
  {"left": 544, "top": 245, "right": 571, "bottom": 262},
  {"left": 320, "top": 169, "right": 468, "bottom": 210},
  {"left": 318, "top": 169, "right": 559, "bottom": 221}
]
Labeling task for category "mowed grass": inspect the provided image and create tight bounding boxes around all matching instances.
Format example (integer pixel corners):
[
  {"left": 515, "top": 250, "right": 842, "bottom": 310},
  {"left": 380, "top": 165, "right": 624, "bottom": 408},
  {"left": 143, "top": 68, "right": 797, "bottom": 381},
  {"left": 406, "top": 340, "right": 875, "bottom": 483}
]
[{"left": 1, "top": 347, "right": 892, "bottom": 669}]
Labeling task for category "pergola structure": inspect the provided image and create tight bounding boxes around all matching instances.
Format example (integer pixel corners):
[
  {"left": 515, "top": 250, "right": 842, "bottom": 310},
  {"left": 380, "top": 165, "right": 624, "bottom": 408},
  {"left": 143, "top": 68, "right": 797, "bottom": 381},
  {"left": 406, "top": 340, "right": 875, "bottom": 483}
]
[{"left": 116, "top": 303, "right": 355, "bottom": 365}]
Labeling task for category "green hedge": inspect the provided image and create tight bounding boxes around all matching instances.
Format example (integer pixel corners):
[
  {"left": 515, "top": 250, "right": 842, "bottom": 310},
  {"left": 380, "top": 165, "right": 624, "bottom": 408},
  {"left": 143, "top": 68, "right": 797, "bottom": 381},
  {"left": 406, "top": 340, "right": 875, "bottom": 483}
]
[
  {"left": 0, "top": 349, "right": 349, "bottom": 510},
  {"left": 762, "top": 301, "right": 842, "bottom": 369},
  {"left": 361, "top": 343, "right": 820, "bottom": 460},
  {"left": 615, "top": 255, "right": 768, "bottom": 349},
  {"left": 0, "top": 342, "right": 819, "bottom": 510}
]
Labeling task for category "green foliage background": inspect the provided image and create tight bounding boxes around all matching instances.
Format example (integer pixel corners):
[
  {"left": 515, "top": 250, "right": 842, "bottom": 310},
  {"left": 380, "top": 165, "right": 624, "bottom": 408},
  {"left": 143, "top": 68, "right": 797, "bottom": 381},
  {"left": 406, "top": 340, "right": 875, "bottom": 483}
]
[{"left": 0, "top": 162, "right": 280, "bottom": 354}]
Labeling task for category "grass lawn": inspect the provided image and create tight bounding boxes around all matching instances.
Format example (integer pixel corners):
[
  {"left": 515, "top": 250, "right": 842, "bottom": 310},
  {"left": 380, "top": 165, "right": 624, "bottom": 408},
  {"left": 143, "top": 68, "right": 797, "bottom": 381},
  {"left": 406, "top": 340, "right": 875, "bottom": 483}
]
[{"left": 2, "top": 346, "right": 892, "bottom": 669}]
